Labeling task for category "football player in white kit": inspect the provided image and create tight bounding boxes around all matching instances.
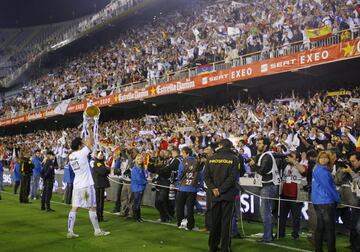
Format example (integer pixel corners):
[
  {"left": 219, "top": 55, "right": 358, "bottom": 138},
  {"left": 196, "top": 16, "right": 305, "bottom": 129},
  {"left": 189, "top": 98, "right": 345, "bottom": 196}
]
[{"left": 67, "top": 134, "right": 110, "bottom": 238}]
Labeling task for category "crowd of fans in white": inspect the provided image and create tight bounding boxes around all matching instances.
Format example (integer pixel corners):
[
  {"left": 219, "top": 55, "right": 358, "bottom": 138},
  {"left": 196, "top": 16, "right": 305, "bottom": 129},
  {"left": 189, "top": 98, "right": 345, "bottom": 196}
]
[
  {"left": 0, "top": 0, "right": 359, "bottom": 118},
  {"left": 0, "top": 86, "right": 359, "bottom": 169}
]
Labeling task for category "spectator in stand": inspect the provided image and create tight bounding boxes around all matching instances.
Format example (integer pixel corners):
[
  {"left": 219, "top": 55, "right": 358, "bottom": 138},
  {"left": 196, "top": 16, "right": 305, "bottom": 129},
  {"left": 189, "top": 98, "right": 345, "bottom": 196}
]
[{"left": 1, "top": 0, "right": 359, "bottom": 117}]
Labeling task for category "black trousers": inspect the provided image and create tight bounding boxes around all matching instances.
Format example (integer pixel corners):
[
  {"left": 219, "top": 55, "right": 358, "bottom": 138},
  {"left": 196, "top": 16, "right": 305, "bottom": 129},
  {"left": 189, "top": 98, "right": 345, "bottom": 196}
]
[
  {"left": 64, "top": 183, "right": 73, "bottom": 205},
  {"left": 205, "top": 189, "right": 212, "bottom": 230},
  {"left": 41, "top": 180, "right": 54, "bottom": 209},
  {"left": 350, "top": 204, "right": 360, "bottom": 252},
  {"left": 176, "top": 191, "right": 197, "bottom": 230},
  {"left": 113, "top": 183, "right": 123, "bottom": 212},
  {"left": 14, "top": 181, "right": 20, "bottom": 194},
  {"left": 96, "top": 188, "right": 106, "bottom": 221},
  {"left": 336, "top": 207, "right": 352, "bottom": 230},
  {"left": 155, "top": 188, "right": 170, "bottom": 221},
  {"left": 208, "top": 200, "right": 234, "bottom": 252},
  {"left": 314, "top": 203, "right": 337, "bottom": 252},
  {"left": 279, "top": 198, "right": 303, "bottom": 238},
  {"left": 19, "top": 175, "right": 31, "bottom": 203},
  {"left": 132, "top": 191, "right": 143, "bottom": 220}
]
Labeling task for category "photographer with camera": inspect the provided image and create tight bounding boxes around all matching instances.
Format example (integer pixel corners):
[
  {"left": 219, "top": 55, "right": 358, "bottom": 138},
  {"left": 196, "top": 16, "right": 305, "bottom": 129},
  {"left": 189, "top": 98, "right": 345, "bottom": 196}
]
[
  {"left": 330, "top": 149, "right": 354, "bottom": 249},
  {"left": 346, "top": 151, "right": 360, "bottom": 252},
  {"left": 248, "top": 137, "right": 281, "bottom": 243},
  {"left": 278, "top": 151, "right": 307, "bottom": 240},
  {"left": 148, "top": 149, "right": 181, "bottom": 222},
  {"left": 304, "top": 149, "right": 318, "bottom": 244},
  {"left": 176, "top": 146, "right": 201, "bottom": 231}
]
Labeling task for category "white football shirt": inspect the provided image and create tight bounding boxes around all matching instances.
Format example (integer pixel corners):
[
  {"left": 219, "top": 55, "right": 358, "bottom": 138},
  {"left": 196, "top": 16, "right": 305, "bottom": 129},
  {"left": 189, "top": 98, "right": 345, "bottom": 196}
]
[{"left": 69, "top": 146, "right": 94, "bottom": 189}]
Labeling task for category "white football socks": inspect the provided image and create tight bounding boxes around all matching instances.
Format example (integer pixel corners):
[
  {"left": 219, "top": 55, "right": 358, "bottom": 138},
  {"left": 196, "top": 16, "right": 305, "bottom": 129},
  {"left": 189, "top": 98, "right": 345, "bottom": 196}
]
[
  {"left": 89, "top": 210, "right": 101, "bottom": 233},
  {"left": 68, "top": 211, "right": 76, "bottom": 233}
]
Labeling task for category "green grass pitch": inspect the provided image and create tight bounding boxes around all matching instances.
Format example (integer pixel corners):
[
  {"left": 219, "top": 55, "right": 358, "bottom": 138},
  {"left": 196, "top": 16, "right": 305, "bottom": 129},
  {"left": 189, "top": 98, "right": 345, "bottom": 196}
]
[{"left": 0, "top": 186, "right": 350, "bottom": 252}]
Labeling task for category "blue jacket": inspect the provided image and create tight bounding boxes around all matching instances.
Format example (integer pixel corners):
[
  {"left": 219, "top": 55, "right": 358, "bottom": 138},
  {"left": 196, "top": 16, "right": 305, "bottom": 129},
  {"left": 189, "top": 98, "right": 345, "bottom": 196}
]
[
  {"left": 114, "top": 159, "right": 121, "bottom": 169},
  {"left": 131, "top": 165, "right": 147, "bottom": 192},
  {"left": 13, "top": 163, "right": 21, "bottom": 182},
  {"left": 311, "top": 164, "right": 340, "bottom": 205},
  {"left": 31, "top": 156, "right": 42, "bottom": 177},
  {"left": 177, "top": 156, "right": 200, "bottom": 193},
  {"left": 63, "top": 164, "right": 75, "bottom": 184}
]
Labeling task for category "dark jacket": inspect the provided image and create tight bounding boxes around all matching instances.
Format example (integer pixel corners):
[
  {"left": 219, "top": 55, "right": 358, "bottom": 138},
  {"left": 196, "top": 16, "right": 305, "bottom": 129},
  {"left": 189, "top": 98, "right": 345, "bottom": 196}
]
[
  {"left": 41, "top": 159, "right": 55, "bottom": 181},
  {"left": 253, "top": 152, "right": 273, "bottom": 183},
  {"left": 92, "top": 159, "right": 110, "bottom": 188},
  {"left": 177, "top": 156, "right": 202, "bottom": 193},
  {"left": 20, "top": 158, "right": 34, "bottom": 176},
  {"left": 252, "top": 151, "right": 285, "bottom": 184},
  {"left": 205, "top": 148, "right": 240, "bottom": 202},
  {"left": 148, "top": 157, "right": 180, "bottom": 187}
]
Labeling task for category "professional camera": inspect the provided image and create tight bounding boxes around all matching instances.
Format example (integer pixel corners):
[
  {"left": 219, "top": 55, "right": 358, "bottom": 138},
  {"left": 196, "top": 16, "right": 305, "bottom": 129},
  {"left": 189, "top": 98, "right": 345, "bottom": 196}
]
[
  {"left": 168, "top": 183, "right": 176, "bottom": 200},
  {"left": 114, "top": 168, "right": 122, "bottom": 176},
  {"left": 149, "top": 156, "right": 159, "bottom": 164},
  {"left": 151, "top": 176, "right": 159, "bottom": 192},
  {"left": 336, "top": 159, "right": 351, "bottom": 168}
]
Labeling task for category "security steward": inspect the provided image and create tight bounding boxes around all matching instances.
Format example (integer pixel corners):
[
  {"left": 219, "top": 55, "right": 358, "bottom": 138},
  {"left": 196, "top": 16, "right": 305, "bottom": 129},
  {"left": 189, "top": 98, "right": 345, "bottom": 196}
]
[
  {"left": 92, "top": 150, "right": 111, "bottom": 222},
  {"left": 41, "top": 151, "right": 56, "bottom": 212},
  {"left": 205, "top": 139, "right": 240, "bottom": 252},
  {"left": 19, "top": 151, "right": 34, "bottom": 203}
]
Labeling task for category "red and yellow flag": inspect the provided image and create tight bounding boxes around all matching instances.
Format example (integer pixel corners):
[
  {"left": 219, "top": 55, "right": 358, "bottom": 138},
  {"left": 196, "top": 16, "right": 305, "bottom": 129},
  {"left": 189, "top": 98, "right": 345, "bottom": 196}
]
[{"left": 305, "top": 25, "right": 332, "bottom": 42}]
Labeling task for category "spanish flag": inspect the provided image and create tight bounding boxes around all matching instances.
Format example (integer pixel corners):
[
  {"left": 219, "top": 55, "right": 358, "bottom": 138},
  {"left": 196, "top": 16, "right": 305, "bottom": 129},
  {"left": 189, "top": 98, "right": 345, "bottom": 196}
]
[
  {"left": 196, "top": 64, "right": 214, "bottom": 75},
  {"left": 305, "top": 25, "right": 332, "bottom": 42}
]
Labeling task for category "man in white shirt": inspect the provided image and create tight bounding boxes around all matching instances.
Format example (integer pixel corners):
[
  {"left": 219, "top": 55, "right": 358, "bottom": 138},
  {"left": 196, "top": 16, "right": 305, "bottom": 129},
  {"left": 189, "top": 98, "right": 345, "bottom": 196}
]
[{"left": 67, "top": 135, "right": 110, "bottom": 238}]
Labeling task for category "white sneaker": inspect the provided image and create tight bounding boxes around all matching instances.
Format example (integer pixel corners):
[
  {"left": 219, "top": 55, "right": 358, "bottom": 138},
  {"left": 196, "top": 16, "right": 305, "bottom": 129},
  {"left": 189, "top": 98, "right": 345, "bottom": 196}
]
[
  {"left": 94, "top": 230, "right": 111, "bottom": 236},
  {"left": 67, "top": 232, "right": 79, "bottom": 239}
]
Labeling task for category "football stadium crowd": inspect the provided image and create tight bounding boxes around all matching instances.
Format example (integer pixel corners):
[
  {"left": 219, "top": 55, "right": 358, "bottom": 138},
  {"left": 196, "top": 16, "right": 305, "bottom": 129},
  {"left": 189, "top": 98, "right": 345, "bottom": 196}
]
[
  {"left": 0, "top": 0, "right": 360, "bottom": 251},
  {"left": 0, "top": 85, "right": 360, "bottom": 251},
  {"left": 1, "top": 0, "right": 360, "bottom": 117}
]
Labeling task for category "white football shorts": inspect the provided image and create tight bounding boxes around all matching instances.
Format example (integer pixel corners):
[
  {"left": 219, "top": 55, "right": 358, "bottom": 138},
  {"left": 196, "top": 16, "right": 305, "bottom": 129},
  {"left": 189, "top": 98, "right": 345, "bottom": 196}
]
[{"left": 72, "top": 185, "right": 96, "bottom": 208}]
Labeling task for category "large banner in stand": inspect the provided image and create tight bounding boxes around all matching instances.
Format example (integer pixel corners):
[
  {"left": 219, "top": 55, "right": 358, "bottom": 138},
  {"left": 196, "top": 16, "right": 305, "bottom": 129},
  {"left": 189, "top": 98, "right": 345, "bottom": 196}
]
[{"left": 1, "top": 39, "right": 359, "bottom": 127}]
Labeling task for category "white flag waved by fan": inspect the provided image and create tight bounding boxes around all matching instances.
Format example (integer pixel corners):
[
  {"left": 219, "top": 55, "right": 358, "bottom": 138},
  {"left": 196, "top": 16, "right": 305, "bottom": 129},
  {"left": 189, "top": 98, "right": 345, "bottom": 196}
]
[{"left": 54, "top": 99, "right": 71, "bottom": 115}]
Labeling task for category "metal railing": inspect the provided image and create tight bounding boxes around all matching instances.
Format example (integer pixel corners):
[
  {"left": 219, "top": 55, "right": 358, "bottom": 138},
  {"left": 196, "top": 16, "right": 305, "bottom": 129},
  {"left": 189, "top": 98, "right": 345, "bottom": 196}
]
[{"left": 1, "top": 26, "right": 359, "bottom": 120}]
